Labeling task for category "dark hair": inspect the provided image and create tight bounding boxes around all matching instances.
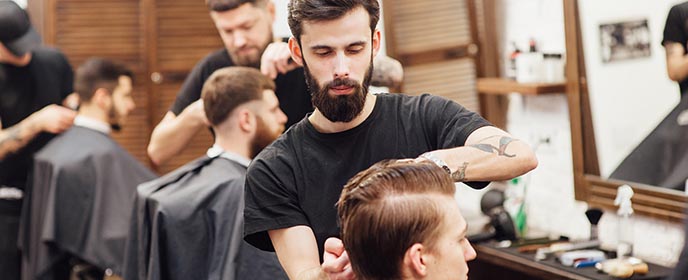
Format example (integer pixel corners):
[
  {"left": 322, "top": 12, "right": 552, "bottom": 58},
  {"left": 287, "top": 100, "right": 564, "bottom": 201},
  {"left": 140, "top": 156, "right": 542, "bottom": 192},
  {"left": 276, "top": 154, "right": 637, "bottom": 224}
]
[
  {"left": 205, "top": 0, "right": 268, "bottom": 11},
  {"left": 337, "top": 160, "right": 456, "bottom": 280},
  {"left": 288, "top": 0, "right": 380, "bottom": 42},
  {"left": 74, "top": 57, "right": 132, "bottom": 103},
  {"left": 202, "top": 66, "right": 275, "bottom": 126}
]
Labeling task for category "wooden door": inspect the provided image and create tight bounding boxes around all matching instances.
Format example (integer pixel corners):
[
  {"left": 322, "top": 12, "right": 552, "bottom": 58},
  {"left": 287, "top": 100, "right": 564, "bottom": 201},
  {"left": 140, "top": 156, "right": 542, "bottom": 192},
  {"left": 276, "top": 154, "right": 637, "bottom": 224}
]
[
  {"left": 382, "top": 0, "right": 482, "bottom": 112},
  {"left": 32, "top": 0, "right": 224, "bottom": 173},
  {"left": 41, "top": 0, "right": 150, "bottom": 163},
  {"left": 144, "top": 0, "right": 224, "bottom": 173}
]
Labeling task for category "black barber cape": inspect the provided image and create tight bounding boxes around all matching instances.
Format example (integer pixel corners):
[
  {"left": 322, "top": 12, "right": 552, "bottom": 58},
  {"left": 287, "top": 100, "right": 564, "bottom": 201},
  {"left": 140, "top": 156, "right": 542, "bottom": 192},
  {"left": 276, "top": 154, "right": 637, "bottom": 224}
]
[
  {"left": 18, "top": 126, "right": 156, "bottom": 279},
  {"left": 611, "top": 94, "right": 688, "bottom": 190},
  {"left": 122, "top": 148, "right": 286, "bottom": 280}
]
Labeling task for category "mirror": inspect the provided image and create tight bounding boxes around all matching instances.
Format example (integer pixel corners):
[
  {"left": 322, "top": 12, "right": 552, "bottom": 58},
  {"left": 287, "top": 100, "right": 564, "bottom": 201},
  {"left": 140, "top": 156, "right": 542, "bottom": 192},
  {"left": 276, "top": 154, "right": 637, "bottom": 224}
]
[
  {"left": 565, "top": 0, "right": 688, "bottom": 222},
  {"left": 579, "top": 0, "right": 683, "bottom": 188}
]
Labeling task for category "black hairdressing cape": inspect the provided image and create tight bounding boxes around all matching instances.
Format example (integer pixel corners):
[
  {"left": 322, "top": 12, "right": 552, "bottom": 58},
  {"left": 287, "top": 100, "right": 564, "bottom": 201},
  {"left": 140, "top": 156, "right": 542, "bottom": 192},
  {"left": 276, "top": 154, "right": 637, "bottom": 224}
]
[
  {"left": 18, "top": 126, "right": 156, "bottom": 279},
  {"left": 611, "top": 94, "right": 688, "bottom": 190},
  {"left": 122, "top": 150, "right": 286, "bottom": 280}
]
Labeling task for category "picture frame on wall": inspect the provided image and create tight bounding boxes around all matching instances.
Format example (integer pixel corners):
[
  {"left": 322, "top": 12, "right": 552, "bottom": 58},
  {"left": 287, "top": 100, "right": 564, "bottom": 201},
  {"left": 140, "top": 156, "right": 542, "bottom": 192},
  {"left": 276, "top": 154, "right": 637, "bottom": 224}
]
[{"left": 599, "top": 19, "right": 651, "bottom": 63}]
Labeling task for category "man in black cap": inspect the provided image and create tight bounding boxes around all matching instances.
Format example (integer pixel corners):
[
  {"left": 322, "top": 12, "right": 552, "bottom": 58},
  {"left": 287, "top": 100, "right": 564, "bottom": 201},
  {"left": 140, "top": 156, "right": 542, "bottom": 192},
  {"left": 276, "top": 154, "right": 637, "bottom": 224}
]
[{"left": 0, "top": 2, "right": 75, "bottom": 279}]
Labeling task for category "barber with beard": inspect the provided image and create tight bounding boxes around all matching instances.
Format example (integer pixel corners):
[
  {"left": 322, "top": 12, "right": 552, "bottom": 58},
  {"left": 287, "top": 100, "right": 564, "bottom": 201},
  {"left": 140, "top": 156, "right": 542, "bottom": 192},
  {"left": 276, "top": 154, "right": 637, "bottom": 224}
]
[
  {"left": 242, "top": 1, "right": 539, "bottom": 280},
  {"left": 146, "top": 0, "right": 403, "bottom": 166}
]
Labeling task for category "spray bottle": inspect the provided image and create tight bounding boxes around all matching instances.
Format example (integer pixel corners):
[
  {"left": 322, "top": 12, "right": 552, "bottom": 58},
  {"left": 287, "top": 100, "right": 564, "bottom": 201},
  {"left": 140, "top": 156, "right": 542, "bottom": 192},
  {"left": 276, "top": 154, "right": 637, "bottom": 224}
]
[{"left": 614, "top": 185, "right": 634, "bottom": 258}]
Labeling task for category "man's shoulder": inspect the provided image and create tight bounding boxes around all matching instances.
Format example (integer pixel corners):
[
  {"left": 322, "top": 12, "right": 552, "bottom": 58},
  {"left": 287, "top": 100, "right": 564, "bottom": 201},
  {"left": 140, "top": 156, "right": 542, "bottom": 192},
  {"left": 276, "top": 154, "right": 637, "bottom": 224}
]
[
  {"left": 673, "top": 1, "right": 688, "bottom": 10},
  {"left": 30, "top": 47, "right": 70, "bottom": 68},
  {"left": 32, "top": 47, "right": 67, "bottom": 59},
  {"left": 376, "top": 92, "right": 450, "bottom": 108},
  {"left": 197, "top": 48, "right": 233, "bottom": 70}
]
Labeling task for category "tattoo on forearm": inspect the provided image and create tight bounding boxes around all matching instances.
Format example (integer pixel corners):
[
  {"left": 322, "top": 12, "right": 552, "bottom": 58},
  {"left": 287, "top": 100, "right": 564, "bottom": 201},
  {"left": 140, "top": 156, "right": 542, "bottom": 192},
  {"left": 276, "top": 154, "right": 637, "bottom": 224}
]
[
  {"left": 470, "top": 136, "right": 517, "bottom": 157},
  {"left": 0, "top": 126, "right": 27, "bottom": 157},
  {"left": 451, "top": 162, "right": 469, "bottom": 182},
  {"left": 475, "top": 135, "right": 500, "bottom": 143}
]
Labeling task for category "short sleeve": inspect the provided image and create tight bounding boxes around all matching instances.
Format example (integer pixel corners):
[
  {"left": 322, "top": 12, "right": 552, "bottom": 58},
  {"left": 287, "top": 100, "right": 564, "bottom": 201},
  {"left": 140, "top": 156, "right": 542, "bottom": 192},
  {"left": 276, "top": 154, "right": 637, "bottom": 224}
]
[
  {"left": 170, "top": 61, "right": 205, "bottom": 116},
  {"left": 663, "top": 5, "right": 687, "bottom": 48},
  {"left": 243, "top": 150, "right": 309, "bottom": 252},
  {"left": 169, "top": 50, "right": 233, "bottom": 115},
  {"left": 418, "top": 94, "right": 491, "bottom": 148},
  {"left": 418, "top": 94, "right": 492, "bottom": 189}
]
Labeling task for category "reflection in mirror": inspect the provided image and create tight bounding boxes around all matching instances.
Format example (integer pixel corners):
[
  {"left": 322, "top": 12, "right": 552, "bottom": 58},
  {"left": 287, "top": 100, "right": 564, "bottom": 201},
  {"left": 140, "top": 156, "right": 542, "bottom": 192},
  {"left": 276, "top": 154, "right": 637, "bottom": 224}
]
[{"left": 578, "top": 0, "right": 686, "bottom": 190}]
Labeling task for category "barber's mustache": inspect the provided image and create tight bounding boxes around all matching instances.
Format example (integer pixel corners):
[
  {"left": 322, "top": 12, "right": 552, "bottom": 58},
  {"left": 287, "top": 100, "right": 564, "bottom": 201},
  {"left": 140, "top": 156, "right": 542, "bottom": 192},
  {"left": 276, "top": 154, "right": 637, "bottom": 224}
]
[{"left": 326, "top": 78, "right": 359, "bottom": 89}]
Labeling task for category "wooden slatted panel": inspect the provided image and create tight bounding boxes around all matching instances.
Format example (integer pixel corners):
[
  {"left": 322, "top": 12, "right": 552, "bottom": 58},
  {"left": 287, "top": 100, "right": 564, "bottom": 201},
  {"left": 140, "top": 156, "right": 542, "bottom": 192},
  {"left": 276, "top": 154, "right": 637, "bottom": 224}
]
[
  {"left": 155, "top": 0, "right": 223, "bottom": 71},
  {"left": 403, "top": 59, "right": 480, "bottom": 112},
  {"left": 153, "top": 0, "right": 223, "bottom": 173},
  {"left": 53, "top": 0, "right": 150, "bottom": 164},
  {"left": 390, "top": 0, "right": 472, "bottom": 55}
]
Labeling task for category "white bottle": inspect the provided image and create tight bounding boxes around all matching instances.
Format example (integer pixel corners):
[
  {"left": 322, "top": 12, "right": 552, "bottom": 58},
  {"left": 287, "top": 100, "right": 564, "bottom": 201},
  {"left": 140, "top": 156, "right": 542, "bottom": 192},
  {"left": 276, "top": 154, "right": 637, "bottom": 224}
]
[{"left": 614, "top": 185, "right": 634, "bottom": 258}]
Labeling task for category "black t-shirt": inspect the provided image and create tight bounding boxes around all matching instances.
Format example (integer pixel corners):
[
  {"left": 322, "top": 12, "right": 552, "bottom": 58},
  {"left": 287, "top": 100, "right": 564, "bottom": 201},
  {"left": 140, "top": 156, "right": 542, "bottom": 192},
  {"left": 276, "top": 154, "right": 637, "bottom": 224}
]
[
  {"left": 170, "top": 49, "right": 313, "bottom": 128},
  {"left": 244, "top": 93, "right": 491, "bottom": 257},
  {"left": 0, "top": 48, "right": 73, "bottom": 188},
  {"left": 663, "top": 2, "right": 688, "bottom": 95}
]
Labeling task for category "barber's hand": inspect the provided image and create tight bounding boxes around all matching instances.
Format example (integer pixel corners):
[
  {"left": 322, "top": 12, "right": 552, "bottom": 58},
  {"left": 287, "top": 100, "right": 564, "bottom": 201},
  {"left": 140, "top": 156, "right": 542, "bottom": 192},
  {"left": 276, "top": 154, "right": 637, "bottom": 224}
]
[
  {"left": 261, "top": 42, "right": 301, "bottom": 79},
  {"left": 182, "top": 99, "right": 210, "bottom": 127},
  {"left": 62, "top": 92, "right": 80, "bottom": 110},
  {"left": 31, "top": 104, "right": 76, "bottom": 134},
  {"left": 322, "top": 237, "right": 355, "bottom": 280}
]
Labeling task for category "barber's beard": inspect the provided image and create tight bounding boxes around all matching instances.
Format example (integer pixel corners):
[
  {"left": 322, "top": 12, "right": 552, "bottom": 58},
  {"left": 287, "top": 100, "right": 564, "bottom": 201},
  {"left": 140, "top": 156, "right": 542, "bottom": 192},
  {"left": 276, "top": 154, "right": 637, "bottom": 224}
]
[
  {"left": 249, "top": 116, "right": 282, "bottom": 158},
  {"left": 229, "top": 30, "right": 273, "bottom": 68},
  {"left": 107, "top": 104, "right": 122, "bottom": 132},
  {"left": 304, "top": 57, "right": 373, "bottom": 123}
]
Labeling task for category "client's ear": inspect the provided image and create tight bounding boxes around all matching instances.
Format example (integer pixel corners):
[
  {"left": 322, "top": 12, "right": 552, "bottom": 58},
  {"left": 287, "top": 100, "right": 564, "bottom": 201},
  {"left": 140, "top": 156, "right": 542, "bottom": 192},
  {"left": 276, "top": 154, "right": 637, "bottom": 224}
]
[
  {"left": 92, "top": 88, "right": 111, "bottom": 109},
  {"left": 403, "top": 243, "right": 429, "bottom": 277}
]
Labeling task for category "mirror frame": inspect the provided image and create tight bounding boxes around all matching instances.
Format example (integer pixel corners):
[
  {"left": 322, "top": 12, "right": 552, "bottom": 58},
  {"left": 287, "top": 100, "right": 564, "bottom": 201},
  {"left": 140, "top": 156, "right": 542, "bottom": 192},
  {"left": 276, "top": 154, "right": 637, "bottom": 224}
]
[{"left": 564, "top": 0, "right": 688, "bottom": 222}]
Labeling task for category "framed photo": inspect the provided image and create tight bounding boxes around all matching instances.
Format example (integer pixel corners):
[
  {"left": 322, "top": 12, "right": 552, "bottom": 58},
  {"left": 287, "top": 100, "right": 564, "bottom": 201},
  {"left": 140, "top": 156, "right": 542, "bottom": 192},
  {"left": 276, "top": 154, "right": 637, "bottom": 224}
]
[{"left": 599, "top": 19, "right": 651, "bottom": 63}]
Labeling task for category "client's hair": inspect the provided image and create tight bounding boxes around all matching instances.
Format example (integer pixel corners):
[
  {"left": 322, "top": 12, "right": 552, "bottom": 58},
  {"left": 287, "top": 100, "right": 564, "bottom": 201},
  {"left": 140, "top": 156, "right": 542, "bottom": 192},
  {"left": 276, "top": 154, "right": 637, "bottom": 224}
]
[{"left": 337, "top": 160, "right": 456, "bottom": 280}]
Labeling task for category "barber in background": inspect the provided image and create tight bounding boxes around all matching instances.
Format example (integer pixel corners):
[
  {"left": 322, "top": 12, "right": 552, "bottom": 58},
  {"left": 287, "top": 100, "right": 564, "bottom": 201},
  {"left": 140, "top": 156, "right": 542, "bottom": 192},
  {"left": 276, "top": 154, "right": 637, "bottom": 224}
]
[
  {"left": 663, "top": 1, "right": 688, "bottom": 96},
  {"left": 123, "top": 67, "right": 288, "bottom": 280},
  {"left": 21, "top": 58, "right": 155, "bottom": 279},
  {"left": 146, "top": 0, "right": 403, "bottom": 166},
  {"left": 0, "top": 2, "right": 75, "bottom": 279}
]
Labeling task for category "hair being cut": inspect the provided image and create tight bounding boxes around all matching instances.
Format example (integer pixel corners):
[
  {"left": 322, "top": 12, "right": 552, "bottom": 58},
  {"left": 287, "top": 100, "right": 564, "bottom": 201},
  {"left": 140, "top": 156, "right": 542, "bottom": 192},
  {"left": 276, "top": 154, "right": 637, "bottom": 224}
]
[
  {"left": 205, "top": 0, "right": 268, "bottom": 11},
  {"left": 288, "top": 0, "right": 380, "bottom": 42},
  {"left": 202, "top": 66, "right": 275, "bottom": 126},
  {"left": 337, "top": 160, "right": 456, "bottom": 280},
  {"left": 74, "top": 57, "right": 132, "bottom": 103}
]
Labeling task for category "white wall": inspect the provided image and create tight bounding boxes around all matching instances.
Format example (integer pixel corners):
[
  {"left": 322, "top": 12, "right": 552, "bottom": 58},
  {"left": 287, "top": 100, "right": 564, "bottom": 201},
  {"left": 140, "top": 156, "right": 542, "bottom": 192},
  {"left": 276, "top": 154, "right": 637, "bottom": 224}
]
[{"left": 493, "top": 0, "right": 684, "bottom": 266}]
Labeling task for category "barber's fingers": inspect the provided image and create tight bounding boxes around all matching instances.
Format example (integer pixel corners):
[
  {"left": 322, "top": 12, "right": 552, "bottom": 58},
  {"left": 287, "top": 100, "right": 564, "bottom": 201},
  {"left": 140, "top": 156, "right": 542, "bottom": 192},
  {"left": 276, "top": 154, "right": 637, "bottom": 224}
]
[
  {"left": 261, "top": 42, "right": 300, "bottom": 79},
  {"left": 331, "top": 264, "right": 356, "bottom": 280},
  {"left": 323, "top": 237, "right": 346, "bottom": 258},
  {"left": 261, "top": 43, "right": 282, "bottom": 79},
  {"left": 38, "top": 105, "right": 76, "bottom": 133}
]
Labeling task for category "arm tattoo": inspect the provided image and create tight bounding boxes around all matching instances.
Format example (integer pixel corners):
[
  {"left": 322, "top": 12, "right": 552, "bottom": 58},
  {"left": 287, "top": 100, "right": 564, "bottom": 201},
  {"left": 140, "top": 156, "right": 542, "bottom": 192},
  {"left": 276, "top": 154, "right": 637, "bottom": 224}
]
[
  {"left": 469, "top": 136, "right": 517, "bottom": 158},
  {"left": 0, "top": 126, "right": 24, "bottom": 148},
  {"left": 0, "top": 125, "right": 32, "bottom": 160},
  {"left": 451, "top": 162, "right": 469, "bottom": 182}
]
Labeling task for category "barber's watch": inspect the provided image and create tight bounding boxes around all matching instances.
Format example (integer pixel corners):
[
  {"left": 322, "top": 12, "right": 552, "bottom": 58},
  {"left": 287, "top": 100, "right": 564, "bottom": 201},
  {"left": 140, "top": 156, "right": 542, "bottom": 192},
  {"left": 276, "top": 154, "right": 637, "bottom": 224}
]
[{"left": 420, "top": 152, "right": 451, "bottom": 175}]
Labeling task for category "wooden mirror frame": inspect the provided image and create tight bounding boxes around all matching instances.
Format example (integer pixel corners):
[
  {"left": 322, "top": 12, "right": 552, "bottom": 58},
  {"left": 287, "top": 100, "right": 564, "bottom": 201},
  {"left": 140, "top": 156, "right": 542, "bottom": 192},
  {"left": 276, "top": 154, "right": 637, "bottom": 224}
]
[{"left": 564, "top": 0, "right": 688, "bottom": 222}]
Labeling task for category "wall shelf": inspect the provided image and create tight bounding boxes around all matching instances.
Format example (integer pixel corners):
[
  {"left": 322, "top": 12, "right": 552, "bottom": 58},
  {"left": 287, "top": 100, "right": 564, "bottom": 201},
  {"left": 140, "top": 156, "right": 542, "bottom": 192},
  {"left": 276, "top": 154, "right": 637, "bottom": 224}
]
[{"left": 477, "top": 77, "right": 567, "bottom": 96}]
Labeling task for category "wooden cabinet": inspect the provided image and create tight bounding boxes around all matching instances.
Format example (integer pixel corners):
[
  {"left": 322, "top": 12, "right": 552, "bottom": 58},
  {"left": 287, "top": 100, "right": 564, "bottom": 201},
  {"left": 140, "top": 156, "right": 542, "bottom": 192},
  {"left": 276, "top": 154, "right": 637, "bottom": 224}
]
[{"left": 29, "top": 0, "right": 223, "bottom": 173}]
